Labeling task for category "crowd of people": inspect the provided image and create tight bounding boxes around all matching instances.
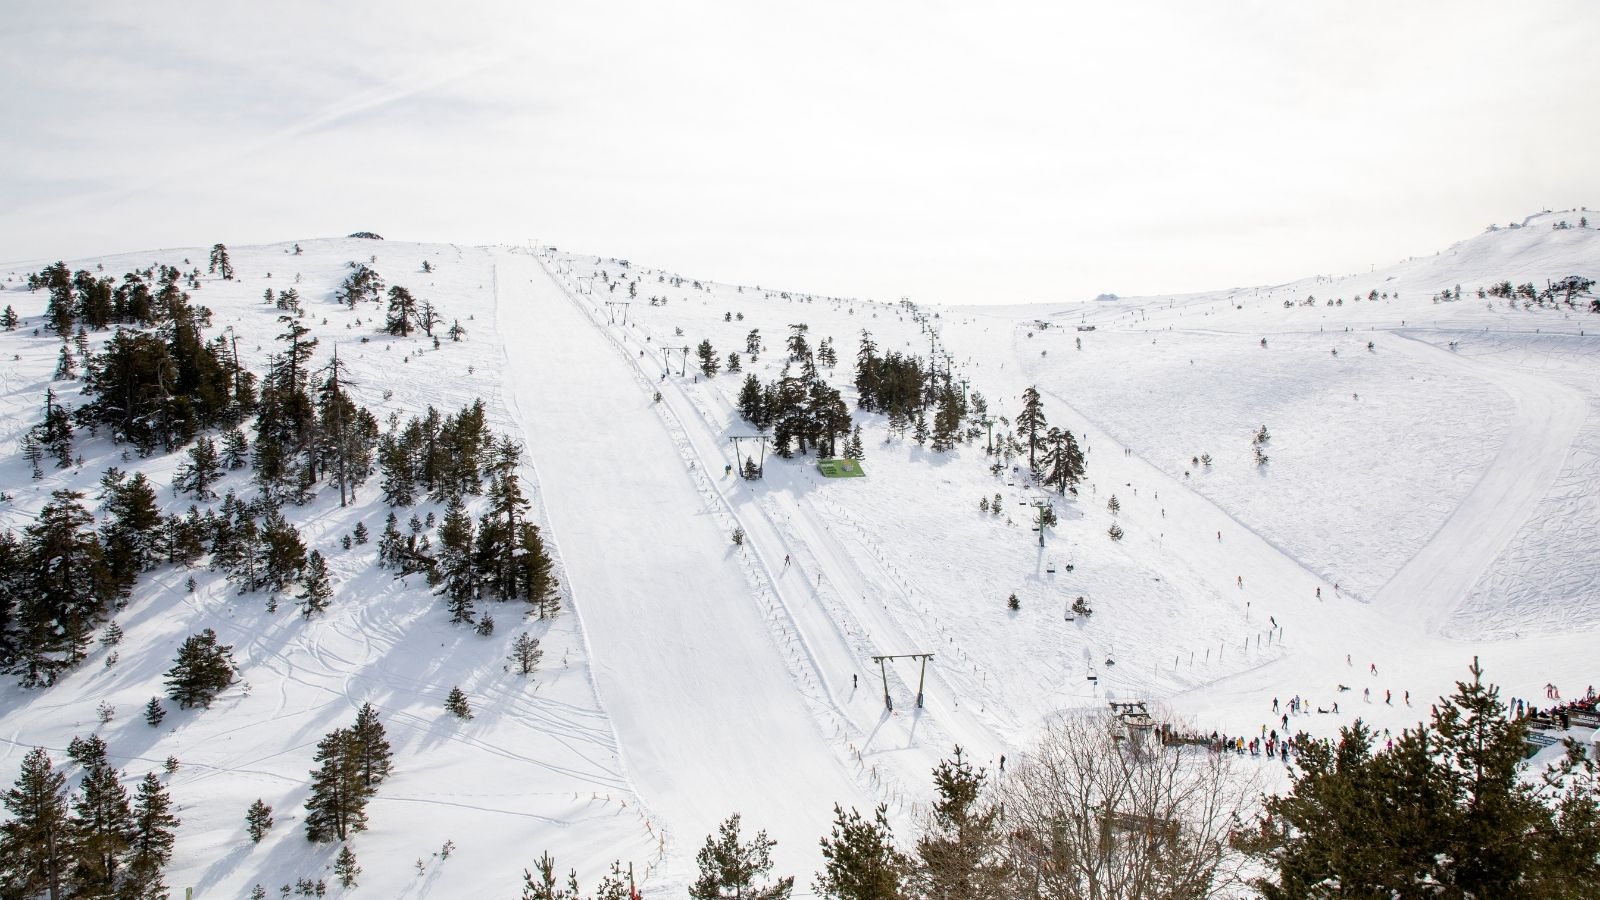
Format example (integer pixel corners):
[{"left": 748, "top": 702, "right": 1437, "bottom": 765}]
[{"left": 1512, "top": 684, "right": 1598, "bottom": 731}]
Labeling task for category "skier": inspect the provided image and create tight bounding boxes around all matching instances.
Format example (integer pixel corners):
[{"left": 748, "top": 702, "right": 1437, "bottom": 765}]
[
  {"left": 1237, "top": 575, "right": 1243, "bottom": 588},
  {"left": 1364, "top": 687, "right": 1370, "bottom": 702},
  {"left": 852, "top": 674, "right": 857, "bottom": 689},
  {"left": 1385, "top": 689, "right": 1391, "bottom": 705},
  {"left": 1315, "top": 586, "right": 1321, "bottom": 599},
  {"left": 782, "top": 554, "right": 790, "bottom": 571},
  {"left": 1370, "top": 662, "right": 1378, "bottom": 675},
  {"left": 1217, "top": 531, "right": 1222, "bottom": 542},
  {"left": 999, "top": 754, "right": 1006, "bottom": 772}
]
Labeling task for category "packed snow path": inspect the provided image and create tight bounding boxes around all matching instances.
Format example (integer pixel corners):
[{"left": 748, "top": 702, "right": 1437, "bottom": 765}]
[
  {"left": 1371, "top": 330, "right": 1585, "bottom": 631},
  {"left": 496, "top": 252, "right": 872, "bottom": 888}
]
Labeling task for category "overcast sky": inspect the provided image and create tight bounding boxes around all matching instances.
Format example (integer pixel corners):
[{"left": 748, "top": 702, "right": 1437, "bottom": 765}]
[{"left": 3, "top": 1, "right": 1595, "bottom": 304}]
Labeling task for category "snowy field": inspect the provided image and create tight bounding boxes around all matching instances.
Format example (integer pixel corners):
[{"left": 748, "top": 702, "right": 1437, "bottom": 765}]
[{"left": 0, "top": 209, "right": 1596, "bottom": 895}]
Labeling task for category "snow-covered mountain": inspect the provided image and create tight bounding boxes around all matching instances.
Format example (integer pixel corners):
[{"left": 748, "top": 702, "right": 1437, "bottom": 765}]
[{"left": 0, "top": 209, "right": 1596, "bottom": 896}]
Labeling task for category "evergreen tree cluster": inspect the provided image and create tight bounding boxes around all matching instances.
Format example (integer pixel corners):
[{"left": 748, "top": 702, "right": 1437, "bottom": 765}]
[
  {"left": 164, "top": 628, "right": 236, "bottom": 709},
  {"left": 27, "top": 262, "right": 201, "bottom": 335},
  {"left": 735, "top": 327, "right": 854, "bottom": 458},
  {"left": 380, "top": 437, "right": 562, "bottom": 623},
  {"left": 378, "top": 400, "right": 493, "bottom": 507},
  {"left": 521, "top": 852, "right": 637, "bottom": 900},
  {"left": 0, "top": 490, "right": 116, "bottom": 686},
  {"left": 371, "top": 403, "right": 561, "bottom": 623},
  {"left": 335, "top": 262, "right": 385, "bottom": 308},
  {"left": 0, "top": 471, "right": 312, "bottom": 686},
  {"left": 304, "top": 702, "right": 392, "bottom": 843},
  {"left": 1243, "top": 661, "right": 1600, "bottom": 897},
  {"left": 385, "top": 286, "right": 442, "bottom": 337},
  {"left": 75, "top": 272, "right": 254, "bottom": 454},
  {"left": 852, "top": 330, "right": 972, "bottom": 450},
  {"left": 0, "top": 740, "right": 178, "bottom": 899}
]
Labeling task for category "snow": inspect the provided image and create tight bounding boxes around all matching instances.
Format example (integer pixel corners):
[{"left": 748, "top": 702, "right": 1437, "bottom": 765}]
[{"left": 0, "top": 208, "right": 1597, "bottom": 895}]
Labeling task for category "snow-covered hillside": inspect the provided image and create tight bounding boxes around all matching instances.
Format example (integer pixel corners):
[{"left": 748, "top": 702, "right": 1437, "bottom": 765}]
[{"left": 0, "top": 209, "right": 1596, "bottom": 896}]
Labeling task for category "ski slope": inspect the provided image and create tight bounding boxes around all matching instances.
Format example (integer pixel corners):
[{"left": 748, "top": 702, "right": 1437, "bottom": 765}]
[{"left": 0, "top": 209, "right": 1595, "bottom": 895}]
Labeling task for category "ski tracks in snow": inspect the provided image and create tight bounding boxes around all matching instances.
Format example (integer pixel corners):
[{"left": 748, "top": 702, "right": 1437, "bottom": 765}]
[{"left": 1371, "top": 331, "right": 1585, "bottom": 632}]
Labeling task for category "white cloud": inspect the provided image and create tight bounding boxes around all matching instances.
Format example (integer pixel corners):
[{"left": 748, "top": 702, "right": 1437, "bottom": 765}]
[{"left": 3, "top": 0, "right": 1595, "bottom": 303}]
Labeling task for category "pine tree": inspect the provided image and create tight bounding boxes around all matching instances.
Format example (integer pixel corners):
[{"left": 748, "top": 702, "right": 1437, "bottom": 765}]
[
  {"left": 101, "top": 472, "right": 163, "bottom": 597},
  {"left": 70, "top": 752, "right": 134, "bottom": 896},
  {"left": 1, "top": 304, "right": 18, "bottom": 329},
  {"left": 36, "top": 388, "right": 74, "bottom": 469},
  {"left": 54, "top": 345, "right": 76, "bottom": 380},
  {"left": 516, "top": 523, "right": 561, "bottom": 619},
  {"left": 349, "top": 702, "right": 393, "bottom": 791},
  {"left": 254, "top": 316, "right": 319, "bottom": 498},
  {"left": 746, "top": 329, "right": 762, "bottom": 360},
  {"left": 510, "top": 634, "right": 543, "bottom": 676},
  {"left": 164, "top": 629, "right": 236, "bottom": 709},
  {"left": 336, "top": 263, "right": 384, "bottom": 308},
  {"left": 738, "top": 374, "right": 766, "bottom": 426},
  {"left": 299, "top": 550, "right": 332, "bottom": 619},
  {"left": 385, "top": 286, "right": 419, "bottom": 336},
  {"left": 39, "top": 261, "right": 75, "bottom": 335},
  {"left": 522, "top": 851, "right": 581, "bottom": 900},
  {"left": 173, "top": 435, "right": 224, "bottom": 500},
  {"left": 786, "top": 324, "right": 810, "bottom": 362},
  {"left": 144, "top": 697, "right": 166, "bottom": 727},
  {"left": 911, "top": 747, "right": 1007, "bottom": 900},
  {"left": 435, "top": 497, "right": 477, "bottom": 624},
  {"left": 418, "top": 299, "right": 442, "bottom": 337},
  {"left": 727, "top": 352, "right": 742, "bottom": 373},
  {"left": 1016, "top": 387, "right": 1047, "bottom": 476},
  {"left": 690, "top": 813, "right": 794, "bottom": 899},
  {"left": 476, "top": 439, "right": 537, "bottom": 603},
  {"left": 334, "top": 845, "right": 361, "bottom": 889},
  {"left": 304, "top": 728, "right": 366, "bottom": 843},
  {"left": 208, "top": 243, "right": 234, "bottom": 280},
  {"left": 1041, "top": 428, "right": 1086, "bottom": 495},
  {"left": 697, "top": 339, "right": 721, "bottom": 377},
  {"left": 246, "top": 799, "right": 273, "bottom": 843},
  {"left": 446, "top": 687, "right": 473, "bottom": 721},
  {"left": 377, "top": 512, "right": 405, "bottom": 570},
  {"left": 260, "top": 510, "right": 307, "bottom": 594},
  {"left": 912, "top": 410, "right": 929, "bottom": 447},
  {"left": 22, "top": 430, "right": 44, "bottom": 480},
  {"left": 929, "top": 392, "right": 962, "bottom": 452},
  {"left": 845, "top": 424, "right": 864, "bottom": 460},
  {"left": 16, "top": 489, "right": 110, "bottom": 685},
  {"left": 0, "top": 748, "right": 71, "bottom": 900},
  {"left": 814, "top": 803, "right": 907, "bottom": 900},
  {"left": 1244, "top": 660, "right": 1600, "bottom": 897},
  {"left": 125, "top": 771, "right": 178, "bottom": 897},
  {"left": 221, "top": 426, "right": 250, "bottom": 469}
]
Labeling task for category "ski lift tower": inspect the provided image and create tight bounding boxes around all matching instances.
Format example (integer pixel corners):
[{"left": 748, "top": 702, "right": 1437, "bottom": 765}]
[
  {"left": 1022, "top": 496, "right": 1053, "bottom": 547},
  {"left": 729, "top": 435, "right": 768, "bottom": 479},
  {"left": 1109, "top": 700, "right": 1157, "bottom": 756},
  {"left": 603, "top": 301, "right": 631, "bottom": 325},
  {"left": 661, "top": 346, "right": 691, "bottom": 377},
  {"left": 869, "top": 653, "right": 934, "bottom": 711}
]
